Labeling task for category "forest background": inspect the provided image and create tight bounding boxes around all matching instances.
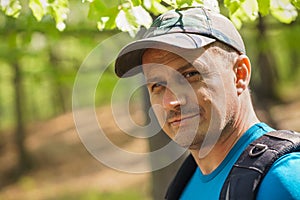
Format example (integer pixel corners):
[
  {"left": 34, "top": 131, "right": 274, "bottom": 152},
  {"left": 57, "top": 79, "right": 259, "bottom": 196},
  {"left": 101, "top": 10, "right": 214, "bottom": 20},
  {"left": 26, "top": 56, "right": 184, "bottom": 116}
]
[{"left": 1, "top": 0, "right": 300, "bottom": 199}]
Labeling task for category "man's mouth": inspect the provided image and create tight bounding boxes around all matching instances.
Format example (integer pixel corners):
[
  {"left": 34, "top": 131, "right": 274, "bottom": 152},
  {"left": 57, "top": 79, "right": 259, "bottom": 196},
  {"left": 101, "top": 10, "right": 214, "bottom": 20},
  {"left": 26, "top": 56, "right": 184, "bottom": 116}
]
[{"left": 169, "top": 113, "right": 200, "bottom": 127}]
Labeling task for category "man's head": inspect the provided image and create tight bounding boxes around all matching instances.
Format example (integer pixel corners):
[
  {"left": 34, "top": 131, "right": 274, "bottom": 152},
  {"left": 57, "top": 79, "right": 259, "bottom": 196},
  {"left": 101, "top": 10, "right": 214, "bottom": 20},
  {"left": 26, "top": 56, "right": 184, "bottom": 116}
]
[
  {"left": 141, "top": 42, "right": 251, "bottom": 149},
  {"left": 114, "top": 7, "right": 253, "bottom": 150}
]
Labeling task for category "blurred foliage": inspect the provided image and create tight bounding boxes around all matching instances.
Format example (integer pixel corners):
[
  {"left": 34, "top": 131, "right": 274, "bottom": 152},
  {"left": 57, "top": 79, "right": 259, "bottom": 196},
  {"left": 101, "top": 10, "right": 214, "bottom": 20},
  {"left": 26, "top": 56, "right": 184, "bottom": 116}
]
[
  {"left": 0, "top": 1, "right": 120, "bottom": 129},
  {"left": 225, "top": 0, "right": 299, "bottom": 28},
  {"left": 239, "top": 14, "right": 300, "bottom": 100},
  {"left": 1, "top": 0, "right": 299, "bottom": 35}
]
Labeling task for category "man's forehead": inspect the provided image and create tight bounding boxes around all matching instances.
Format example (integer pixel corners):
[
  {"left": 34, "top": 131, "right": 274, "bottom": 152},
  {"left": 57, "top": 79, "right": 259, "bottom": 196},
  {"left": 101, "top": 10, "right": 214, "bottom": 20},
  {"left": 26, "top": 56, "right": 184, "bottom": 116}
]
[
  {"left": 143, "top": 48, "right": 170, "bottom": 58},
  {"left": 142, "top": 47, "right": 212, "bottom": 76},
  {"left": 142, "top": 48, "right": 182, "bottom": 64},
  {"left": 143, "top": 49, "right": 186, "bottom": 70},
  {"left": 142, "top": 46, "right": 208, "bottom": 62}
]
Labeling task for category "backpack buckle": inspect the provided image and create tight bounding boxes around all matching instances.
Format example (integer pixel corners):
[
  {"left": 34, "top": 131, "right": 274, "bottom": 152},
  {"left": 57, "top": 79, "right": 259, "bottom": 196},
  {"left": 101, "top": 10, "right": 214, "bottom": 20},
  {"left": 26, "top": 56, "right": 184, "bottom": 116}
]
[{"left": 249, "top": 143, "right": 268, "bottom": 157}]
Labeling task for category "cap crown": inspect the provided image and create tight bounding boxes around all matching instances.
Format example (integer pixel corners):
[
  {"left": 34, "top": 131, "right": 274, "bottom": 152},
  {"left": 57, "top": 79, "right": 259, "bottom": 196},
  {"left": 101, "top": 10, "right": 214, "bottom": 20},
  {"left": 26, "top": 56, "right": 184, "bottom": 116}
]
[{"left": 144, "top": 7, "right": 245, "bottom": 53}]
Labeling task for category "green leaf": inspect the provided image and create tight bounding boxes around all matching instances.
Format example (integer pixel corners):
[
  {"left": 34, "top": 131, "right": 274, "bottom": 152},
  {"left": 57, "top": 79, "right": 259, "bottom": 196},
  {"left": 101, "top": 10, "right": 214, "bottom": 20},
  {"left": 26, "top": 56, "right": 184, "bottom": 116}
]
[
  {"left": 292, "top": 0, "right": 300, "bottom": 9},
  {"left": 88, "top": 1, "right": 106, "bottom": 20},
  {"left": 224, "top": 0, "right": 242, "bottom": 16},
  {"left": 116, "top": 9, "right": 139, "bottom": 37},
  {"left": 97, "top": 17, "right": 109, "bottom": 31},
  {"left": 270, "top": 0, "right": 297, "bottom": 23},
  {"left": 97, "top": 13, "right": 117, "bottom": 30},
  {"left": 103, "top": 8, "right": 119, "bottom": 29},
  {"left": 258, "top": 0, "right": 270, "bottom": 16},
  {"left": 152, "top": 0, "right": 168, "bottom": 13},
  {"left": 1, "top": 0, "right": 22, "bottom": 18},
  {"left": 162, "top": 0, "right": 177, "bottom": 8},
  {"left": 132, "top": 5, "right": 152, "bottom": 28},
  {"left": 242, "top": 0, "right": 258, "bottom": 20},
  {"left": 227, "top": 0, "right": 258, "bottom": 28},
  {"left": 144, "top": 0, "right": 151, "bottom": 10},
  {"left": 144, "top": 0, "right": 168, "bottom": 15},
  {"left": 47, "top": 0, "right": 69, "bottom": 31},
  {"left": 29, "top": 0, "right": 47, "bottom": 21},
  {"left": 28, "top": 0, "right": 69, "bottom": 31},
  {"left": 88, "top": 1, "right": 118, "bottom": 20},
  {"left": 87, "top": 0, "right": 119, "bottom": 31},
  {"left": 194, "top": 0, "right": 203, "bottom": 4},
  {"left": 176, "top": 0, "right": 193, "bottom": 8},
  {"left": 115, "top": 5, "right": 153, "bottom": 36},
  {"left": 131, "top": 0, "right": 141, "bottom": 7},
  {"left": 102, "top": 0, "right": 119, "bottom": 9}
]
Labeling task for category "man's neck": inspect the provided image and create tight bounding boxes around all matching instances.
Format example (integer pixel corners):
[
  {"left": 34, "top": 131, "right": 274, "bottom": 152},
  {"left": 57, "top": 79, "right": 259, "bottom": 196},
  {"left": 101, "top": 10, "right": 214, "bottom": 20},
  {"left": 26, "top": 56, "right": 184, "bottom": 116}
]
[
  {"left": 190, "top": 113, "right": 259, "bottom": 175},
  {"left": 190, "top": 130, "right": 242, "bottom": 175}
]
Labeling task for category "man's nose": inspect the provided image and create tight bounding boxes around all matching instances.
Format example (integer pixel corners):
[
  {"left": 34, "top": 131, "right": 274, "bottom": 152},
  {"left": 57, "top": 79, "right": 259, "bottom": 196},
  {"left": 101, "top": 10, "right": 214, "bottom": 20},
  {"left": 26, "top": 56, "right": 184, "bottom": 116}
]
[{"left": 162, "top": 87, "right": 187, "bottom": 110}]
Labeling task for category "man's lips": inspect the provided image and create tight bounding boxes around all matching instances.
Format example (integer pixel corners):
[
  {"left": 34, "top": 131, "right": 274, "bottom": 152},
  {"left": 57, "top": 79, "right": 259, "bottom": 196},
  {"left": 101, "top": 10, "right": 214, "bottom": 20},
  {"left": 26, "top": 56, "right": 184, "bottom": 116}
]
[{"left": 168, "top": 113, "right": 200, "bottom": 126}]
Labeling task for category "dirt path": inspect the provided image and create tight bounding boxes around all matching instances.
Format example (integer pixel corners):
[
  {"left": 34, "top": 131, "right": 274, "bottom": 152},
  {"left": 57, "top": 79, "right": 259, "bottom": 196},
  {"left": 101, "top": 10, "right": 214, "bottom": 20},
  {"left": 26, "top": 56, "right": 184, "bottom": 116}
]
[{"left": 0, "top": 104, "right": 151, "bottom": 200}]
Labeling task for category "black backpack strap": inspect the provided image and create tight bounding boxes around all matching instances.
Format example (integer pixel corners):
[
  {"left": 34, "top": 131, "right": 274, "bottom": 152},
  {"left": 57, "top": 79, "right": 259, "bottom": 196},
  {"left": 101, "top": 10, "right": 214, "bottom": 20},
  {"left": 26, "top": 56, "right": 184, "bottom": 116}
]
[
  {"left": 220, "top": 130, "right": 300, "bottom": 200},
  {"left": 165, "top": 154, "right": 197, "bottom": 200}
]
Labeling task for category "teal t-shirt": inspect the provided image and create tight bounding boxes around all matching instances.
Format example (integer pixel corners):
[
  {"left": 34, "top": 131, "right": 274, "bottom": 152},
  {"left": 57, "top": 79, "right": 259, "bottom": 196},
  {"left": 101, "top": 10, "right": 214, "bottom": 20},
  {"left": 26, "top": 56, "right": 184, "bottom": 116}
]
[{"left": 180, "top": 123, "right": 300, "bottom": 199}]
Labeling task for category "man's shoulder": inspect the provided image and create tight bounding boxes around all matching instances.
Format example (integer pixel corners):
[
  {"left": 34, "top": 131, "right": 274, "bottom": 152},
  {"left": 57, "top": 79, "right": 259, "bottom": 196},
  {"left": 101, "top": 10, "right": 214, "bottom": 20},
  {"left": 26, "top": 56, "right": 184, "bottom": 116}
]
[
  {"left": 257, "top": 152, "right": 300, "bottom": 200},
  {"left": 220, "top": 129, "right": 300, "bottom": 200}
]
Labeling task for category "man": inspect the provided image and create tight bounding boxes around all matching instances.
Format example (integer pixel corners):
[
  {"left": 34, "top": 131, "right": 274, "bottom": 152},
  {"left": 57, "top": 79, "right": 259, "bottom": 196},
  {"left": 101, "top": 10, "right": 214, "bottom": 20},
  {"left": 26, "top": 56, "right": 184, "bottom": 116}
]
[{"left": 114, "top": 7, "right": 300, "bottom": 199}]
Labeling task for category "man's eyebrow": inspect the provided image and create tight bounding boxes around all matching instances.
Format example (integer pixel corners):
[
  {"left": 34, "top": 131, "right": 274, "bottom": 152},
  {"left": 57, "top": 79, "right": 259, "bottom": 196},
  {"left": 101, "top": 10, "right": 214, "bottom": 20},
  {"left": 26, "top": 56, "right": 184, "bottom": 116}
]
[
  {"left": 145, "top": 76, "right": 163, "bottom": 84},
  {"left": 145, "top": 63, "right": 194, "bottom": 81},
  {"left": 144, "top": 63, "right": 195, "bottom": 83},
  {"left": 177, "top": 63, "right": 193, "bottom": 73}
]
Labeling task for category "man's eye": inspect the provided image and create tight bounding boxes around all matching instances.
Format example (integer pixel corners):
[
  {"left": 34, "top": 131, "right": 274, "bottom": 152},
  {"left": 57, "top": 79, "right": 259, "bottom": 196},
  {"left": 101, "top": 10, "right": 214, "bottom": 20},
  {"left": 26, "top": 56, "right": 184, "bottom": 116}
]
[
  {"left": 183, "top": 71, "right": 201, "bottom": 81},
  {"left": 185, "top": 71, "right": 200, "bottom": 78},
  {"left": 151, "top": 82, "right": 166, "bottom": 92}
]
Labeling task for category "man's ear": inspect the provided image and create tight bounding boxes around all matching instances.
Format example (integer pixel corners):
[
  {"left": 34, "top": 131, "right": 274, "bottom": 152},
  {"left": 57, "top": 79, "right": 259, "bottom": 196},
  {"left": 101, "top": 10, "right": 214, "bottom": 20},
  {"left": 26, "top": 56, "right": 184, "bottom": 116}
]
[{"left": 234, "top": 55, "right": 251, "bottom": 96}]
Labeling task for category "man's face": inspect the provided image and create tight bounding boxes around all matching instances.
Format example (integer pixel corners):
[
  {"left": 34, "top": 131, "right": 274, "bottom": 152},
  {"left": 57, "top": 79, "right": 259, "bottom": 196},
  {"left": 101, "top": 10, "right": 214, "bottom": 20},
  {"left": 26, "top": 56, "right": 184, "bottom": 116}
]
[{"left": 142, "top": 47, "right": 239, "bottom": 150}]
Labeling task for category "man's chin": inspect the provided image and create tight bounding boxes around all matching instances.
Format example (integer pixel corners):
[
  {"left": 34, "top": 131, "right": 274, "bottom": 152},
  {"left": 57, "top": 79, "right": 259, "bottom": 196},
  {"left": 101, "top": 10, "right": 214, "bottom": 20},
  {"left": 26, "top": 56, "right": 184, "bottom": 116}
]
[{"left": 174, "top": 136, "right": 203, "bottom": 150}]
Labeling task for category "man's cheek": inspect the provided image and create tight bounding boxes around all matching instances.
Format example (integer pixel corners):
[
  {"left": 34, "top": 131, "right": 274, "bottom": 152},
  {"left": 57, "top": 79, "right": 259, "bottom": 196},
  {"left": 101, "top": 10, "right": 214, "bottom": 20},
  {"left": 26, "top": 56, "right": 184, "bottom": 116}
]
[{"left": 151, "top": 104, "right": 167, "bottom": 126}]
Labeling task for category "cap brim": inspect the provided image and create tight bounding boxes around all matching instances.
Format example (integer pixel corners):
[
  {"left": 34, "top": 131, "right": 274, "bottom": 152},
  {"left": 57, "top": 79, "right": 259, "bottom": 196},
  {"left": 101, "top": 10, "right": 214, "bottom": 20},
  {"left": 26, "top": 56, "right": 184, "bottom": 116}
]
[{"left": 115, "top": 33, "right": 216, "bottom": 77}]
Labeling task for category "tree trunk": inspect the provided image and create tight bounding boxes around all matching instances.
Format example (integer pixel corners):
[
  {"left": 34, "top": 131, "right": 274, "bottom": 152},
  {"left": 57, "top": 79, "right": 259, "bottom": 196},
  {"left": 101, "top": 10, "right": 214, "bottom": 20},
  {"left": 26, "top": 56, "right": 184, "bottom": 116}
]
[
  {"left": 250, "top": 15, "right": 280, "bottom": 128},
  {"left": 12, "top": 61, "right": 31, "bottom": 174},
  {"left": 253, "top": 15, "right": 278, "bottom": 100},
  {"left": 49, "top": 50, "right": 67, "bottom": 114}
]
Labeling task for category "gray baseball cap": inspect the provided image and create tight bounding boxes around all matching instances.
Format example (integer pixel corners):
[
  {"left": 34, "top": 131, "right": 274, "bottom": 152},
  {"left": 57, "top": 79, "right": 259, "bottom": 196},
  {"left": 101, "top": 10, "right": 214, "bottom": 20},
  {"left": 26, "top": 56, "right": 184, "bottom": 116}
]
[{"left": 115, "top": 7, "right": 245, "bottom": 77}]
